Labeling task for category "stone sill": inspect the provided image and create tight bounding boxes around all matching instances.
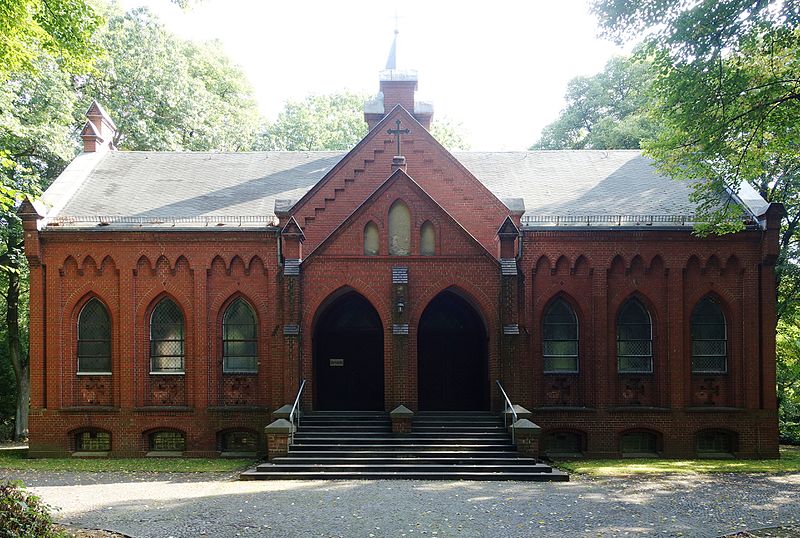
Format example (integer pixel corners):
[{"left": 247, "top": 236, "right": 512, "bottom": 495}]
[
  {"left": 145, "top": 451, "right": 184, "bottom": 458},
  {"left": 207, "top": 406, "right": 267, "bottom": 413},
  {"left": 59, "top": 406, "right": 119, "bottom": 414},
  {"left": 220, "top": 451, "right": 257, "bottom": 459},
  {"left": 697, "top": 452, "right": 735, "bottom": 459},
  {"left": 71, "top": 451, "right": 109, "bottom": 458},
  {"left": 608, "top": 406, "right": 671, "bottom": 413},
  {"left": 545, "top": 452, "right": 584, "bottom": 459},
  {"left": 133, "top": 406, "right": 193, "bottom": 413},
  {"left": 533, "top": 406, "right": 596, "bottom": 412},
  {"left": 685, "top": 407, "right": 745, "bottom": 413}
]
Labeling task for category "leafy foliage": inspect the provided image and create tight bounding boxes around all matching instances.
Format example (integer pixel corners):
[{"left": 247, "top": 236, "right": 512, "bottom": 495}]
[
  {"left": 0, "top": 3, "right": 262, "bottom": 439},
  {"left": 0, "top": 481, "right": 63, "bottom": 538},
  {"left": 81, "top": 8, "right": 259, "bottom": 151},
  {"left": 532, "top": 56, "right": 659, "bottom": 150},
  {"left": 0, "top": 0, "right": 102, "bottom": 80},
  {"left": 254, "top": 91, "right": 471, "bottom": 151},
  {"left": 430, "top": 117, "right": 471, "bottom": 151},
  {"left": 590, "top": 0, "right": 800, "bottom": 441},
  {"left": 254, "top": 92, "right": 368, "bottom": 151},
  {"left": 777, "top": 320, "right": 800, "bottom": 443}
]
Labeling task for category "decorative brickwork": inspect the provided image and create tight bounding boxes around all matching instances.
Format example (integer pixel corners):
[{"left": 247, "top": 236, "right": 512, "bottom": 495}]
[{"left": 20, "top": 71, "right": 782, "bottom": 460}]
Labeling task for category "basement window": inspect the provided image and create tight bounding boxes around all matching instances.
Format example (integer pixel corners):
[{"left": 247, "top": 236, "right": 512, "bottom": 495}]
[
  {"left": 620, "top": 431, "right": 658, "bottom": 457},
  {"left": 222, "top": 431, "right": 257, "bottom": 453},
  {"left": 545, "top": 431, "right": 583, "bottom": 458},
  {"left": 697, "top": 430, "right": 736, "bottom": 458},
  {"left": 77, "top": 430, "right": 111, "bottom": 452},
  {"left": 149, "top": 431, "right": 185, "bottom": 453}
]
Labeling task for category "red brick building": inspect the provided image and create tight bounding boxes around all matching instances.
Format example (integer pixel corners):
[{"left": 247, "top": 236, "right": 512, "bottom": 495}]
[{"left": 21, "top": 68, "right": 781, "bottom": 459}]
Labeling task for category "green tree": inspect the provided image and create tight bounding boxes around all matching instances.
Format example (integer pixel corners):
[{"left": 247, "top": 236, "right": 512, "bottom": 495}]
[
  {"left": 255, "top": 92, "right": 368, "bottom": 151},
  {"left": 80, "top": 7, "right": 259, "bottom": 151},
  {"left": 0, "top": 0, "right": 102, "bottom": 80},
  {"left": 254, "top": 91, "right": 470, "bottom": 151},
  {"left": 430, "top": 117, "right": 471, "bottom": 151},
  {"left": 0, "top": 5, "right": 263, "bottom": 439},
  {"left": 0, "top": 59, "right": 78, "bottom": 440},
  {"left": 591, "top": 0, "right": 800, "bottom": 441},
  {"left": 532, "top": 56, "right": 658, "bottom": 150}
]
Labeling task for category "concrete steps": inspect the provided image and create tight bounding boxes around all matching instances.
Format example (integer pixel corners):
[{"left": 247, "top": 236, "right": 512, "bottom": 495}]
[{"left": 241, "top": 411, "right": 568, "bottom": 482}]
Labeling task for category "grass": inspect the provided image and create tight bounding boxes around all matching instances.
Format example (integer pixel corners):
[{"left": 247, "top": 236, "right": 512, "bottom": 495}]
[
  {"left": 556, "top": 445, "right": 800, "bottom": 476},
  {"left": 0, "top": 448, "right": 257, "bottom": 473}
]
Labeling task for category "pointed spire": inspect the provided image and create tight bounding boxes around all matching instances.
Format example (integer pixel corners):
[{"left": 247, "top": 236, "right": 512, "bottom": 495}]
[{"left": 385, "top": 28, "right": 398, "bottom": 70}]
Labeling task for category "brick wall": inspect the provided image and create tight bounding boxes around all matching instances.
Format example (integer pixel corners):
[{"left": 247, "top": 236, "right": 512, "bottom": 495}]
[{"left": 22, "top": 160, "right": 780, "bottom": 459}]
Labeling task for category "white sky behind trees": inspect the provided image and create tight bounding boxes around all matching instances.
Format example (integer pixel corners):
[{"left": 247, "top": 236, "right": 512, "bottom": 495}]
[{"left": 118, "top": 0, "right": 631, "bottom": 150}]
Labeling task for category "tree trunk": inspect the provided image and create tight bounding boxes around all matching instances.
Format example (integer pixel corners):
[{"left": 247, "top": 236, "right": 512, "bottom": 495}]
[
  {"left": 14, "top": 364, "right": 29, "bottom": 441},
  {"left": 6, "top": 242, "right": 29, "bottom": 440}
]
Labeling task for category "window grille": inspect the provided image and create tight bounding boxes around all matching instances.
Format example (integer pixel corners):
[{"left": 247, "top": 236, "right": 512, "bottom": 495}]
[
  {"left": 545, "top": 431, "right": 583, "bottom": 456},
  {"left": 543, "top": 299, "right": 578, "bottom": 372},
  {"left": 691, "top": 297, "right": 727, "bottom": 373},
  {"left": 150, "top": 298, "right": 185, "bottom": 373},
  {"left": 223, "top": 299, "right": 258, "bottom": 373},
  {"left": 697, "top": 430, "right": 734, "bottom": 454},
  {"left": 78, "top": 431, "right": 110, "bottom": 452},
  {"left": 621, "top": 431, "right": 657, "bottom": 454},
  {"left": 222, "top": 430, "right": 257, "bottom": 452},
  {"left": 150, "top": 431, "right": 185, "bottom": 451},
  {"left": 617, "top": 299, "right": 653, "bottom": 373},
  {"left": 77, "top": 298, "right": 111, "bottom": 373}
]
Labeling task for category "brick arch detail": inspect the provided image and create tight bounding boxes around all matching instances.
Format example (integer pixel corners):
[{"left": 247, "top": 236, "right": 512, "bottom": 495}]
[{"left": 413, "top": 280, "right": 497, "bottom": 337}]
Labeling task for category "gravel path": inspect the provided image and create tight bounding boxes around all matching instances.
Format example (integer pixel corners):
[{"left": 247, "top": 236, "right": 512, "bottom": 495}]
[{"left": 2, "top": 470, "right": 799, "bottom": 537}]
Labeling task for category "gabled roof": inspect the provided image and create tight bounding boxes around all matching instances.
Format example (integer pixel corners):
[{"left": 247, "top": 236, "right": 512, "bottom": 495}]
[
  {"left": 310, "top": 167, "right": 496, "bottom": 261},
  {"left": 39, "top": 148, "right": 767, "bottom": 229}
]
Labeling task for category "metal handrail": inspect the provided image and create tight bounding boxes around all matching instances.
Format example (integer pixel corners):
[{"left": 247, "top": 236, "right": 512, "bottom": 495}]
[
  {"left": 288, "top": 379, "right": 306, "bottom": 445},
  {"left": 496, "top": 380, "right": 518, "bottom": 444}
]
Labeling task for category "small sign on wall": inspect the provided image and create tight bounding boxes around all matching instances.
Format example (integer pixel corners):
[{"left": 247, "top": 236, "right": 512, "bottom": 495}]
[{"left": 329, "top": 358, "right": 344, "bottom": 367}]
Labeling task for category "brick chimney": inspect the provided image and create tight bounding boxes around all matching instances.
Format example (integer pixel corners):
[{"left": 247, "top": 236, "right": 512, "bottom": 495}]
[
  {"left": 364, "top": 31, "right": 433, "bottom": 130},
  {"left": 81, "top": 100, "right": 117, "bottom": 153}
]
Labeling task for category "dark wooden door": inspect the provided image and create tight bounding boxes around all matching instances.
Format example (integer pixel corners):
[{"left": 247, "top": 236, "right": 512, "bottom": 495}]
[
  {"left": 314, "top": 292, "right": 384, "bottom": 410},
  {"left": 418, "top": 291, "right": 488, "bottom": 410}
]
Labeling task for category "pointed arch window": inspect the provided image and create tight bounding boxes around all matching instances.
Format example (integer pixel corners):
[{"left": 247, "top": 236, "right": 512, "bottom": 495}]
[
  {"left": 223, "top": 298, "right": 258, "bottom": 373},
  {"left": 77, "top": 298, "right": 111, "bottom": 374},
  {"left": 617, "top": 299, "right": 653, "bottom": 373},
  {"left": 388, "top": 200, "right": 411, "bottom": 256},
  {"left": 543, "top": 299, "right": 578, "bottom": 373},
  {"left": 150, "top": 298, "right": 185, "bottom": 373},
  {"left": 364, "top": 221, "right": 379, "bottom": 256},
  {"left": 691, "top": 297, "right": 727, "bottom": 373},
  {"left": 420, "top": 221, "right": 436, "bottom": 256}
]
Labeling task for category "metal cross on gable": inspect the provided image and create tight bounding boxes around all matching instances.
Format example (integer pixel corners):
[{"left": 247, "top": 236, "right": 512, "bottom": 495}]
[{"left": 387, "top": 119, "right": 410, "bottom": 157}]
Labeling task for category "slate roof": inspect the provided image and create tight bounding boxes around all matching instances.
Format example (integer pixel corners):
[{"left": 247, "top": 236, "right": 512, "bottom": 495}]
[{"left": 41, "top": 149, "right": 765, "bottom": 229}]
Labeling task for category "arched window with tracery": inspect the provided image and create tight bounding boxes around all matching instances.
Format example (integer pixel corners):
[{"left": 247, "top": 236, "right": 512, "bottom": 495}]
[
  {"left": 388, "top": 200, "right": 410, "bottom": 255},
  {"left": 420, "top": 221, "right": 436, "bottom": 256},
  {"left": 364, "top": 221, "right": 379, "bottom": 256},
  {"left": 542, "top": 298, "right": 578, "bottom": 373},
  {"left": 150, "top": 298, "right": 185, "bottom": 373},
  {"left": 222, "top": 298, "right": 258, "bottom": 373},
  {"left": 77, "top": 298, "right": 111, "bottom": 374},
  {"left": 617, "top": 298, "right": 653, "bottom": 373},
  {"left": 691, "top": 297, "right": 727, "bottom": 373}
]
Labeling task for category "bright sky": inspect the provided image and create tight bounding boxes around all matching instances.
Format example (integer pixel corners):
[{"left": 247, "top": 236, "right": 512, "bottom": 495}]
[{"left": 118, "top": 0, "right": 631, "bottom": 150}]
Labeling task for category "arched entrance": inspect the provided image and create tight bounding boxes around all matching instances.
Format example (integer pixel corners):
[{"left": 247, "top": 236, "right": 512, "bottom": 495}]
[
  {"left": 313, "top": 292, "right": 384, "bottom": 410},
  {"left": 418, "top": 290, "right": 489, "bottom": 410}
]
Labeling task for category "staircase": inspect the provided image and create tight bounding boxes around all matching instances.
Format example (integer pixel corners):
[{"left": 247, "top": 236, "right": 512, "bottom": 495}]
[{"left": 241, "top": 411, "right": 568, "bottom": 481}]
